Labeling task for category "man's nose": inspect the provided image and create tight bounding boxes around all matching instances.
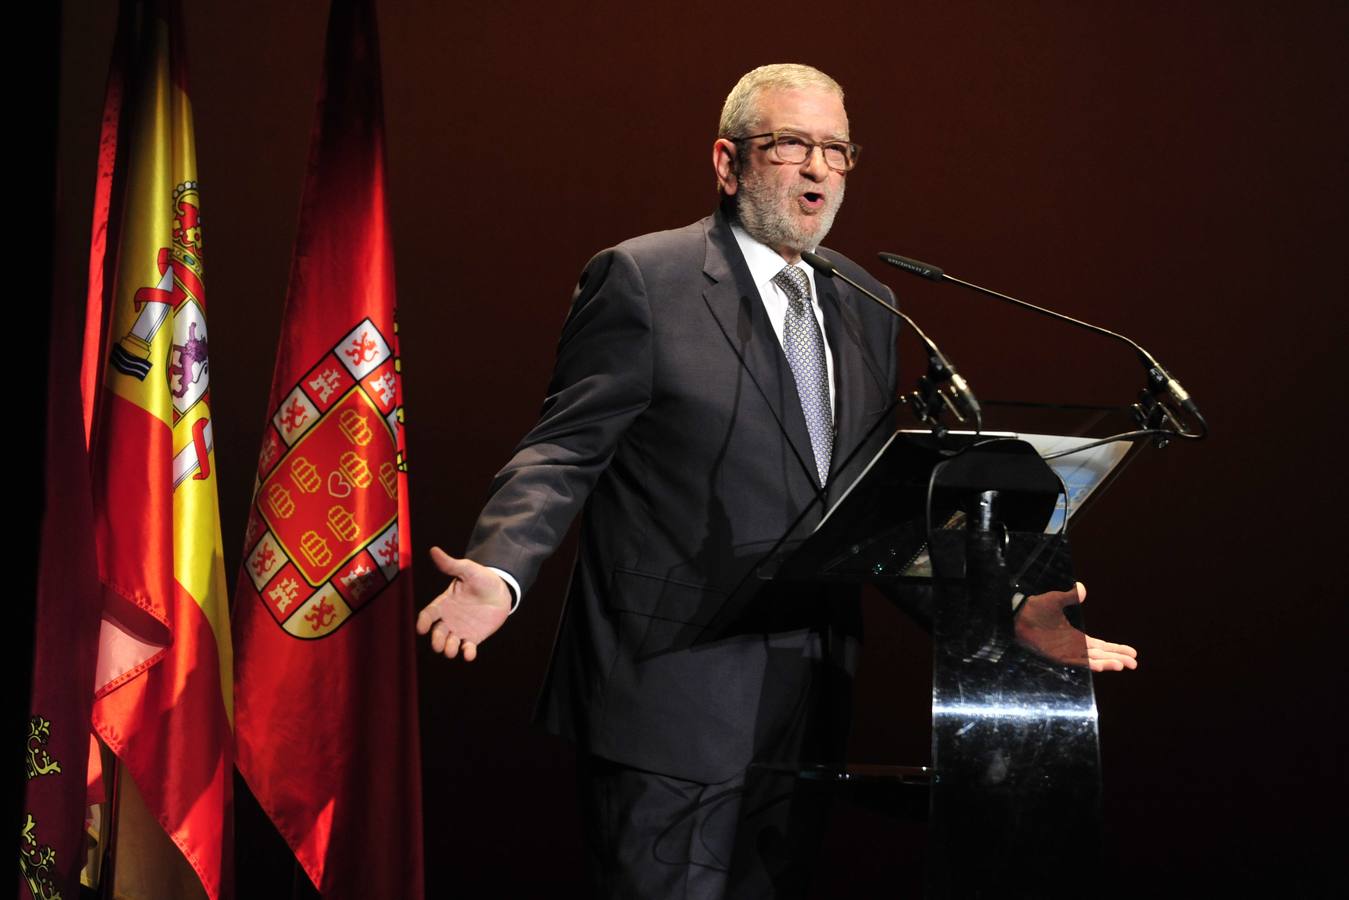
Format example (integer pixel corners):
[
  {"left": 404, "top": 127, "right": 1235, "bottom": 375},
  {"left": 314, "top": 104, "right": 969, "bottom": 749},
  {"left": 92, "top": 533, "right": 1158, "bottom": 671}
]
[{"left": 800, "top": 145, "right": 829, "bottom": 180}]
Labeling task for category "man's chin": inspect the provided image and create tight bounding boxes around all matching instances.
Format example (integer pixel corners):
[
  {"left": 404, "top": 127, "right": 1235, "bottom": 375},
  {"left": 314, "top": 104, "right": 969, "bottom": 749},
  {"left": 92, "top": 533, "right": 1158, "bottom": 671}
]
[
  {"left": 788, "top": 219, "right": 831, "bottom": 252},
  {"left": 734, "top": 204, "right": 835, "bottom": 255}
]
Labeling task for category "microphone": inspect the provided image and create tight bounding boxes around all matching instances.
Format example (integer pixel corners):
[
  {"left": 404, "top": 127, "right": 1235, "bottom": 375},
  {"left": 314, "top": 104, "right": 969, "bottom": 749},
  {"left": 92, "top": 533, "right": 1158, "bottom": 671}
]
[
  {"left": 877, "top": 252, "right": 943, "bottom": 282},
  {"left": 877, "top": 250, "right": 1207, "bottom": 440},
  {"left": 802, "top": 251, "right": 982, "bottom": 433}
]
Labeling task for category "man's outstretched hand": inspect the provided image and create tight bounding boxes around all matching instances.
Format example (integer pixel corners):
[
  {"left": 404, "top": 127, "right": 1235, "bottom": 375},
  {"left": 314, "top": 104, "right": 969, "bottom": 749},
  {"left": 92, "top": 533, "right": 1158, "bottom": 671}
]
[
  {"left": 416, "top": 547, "right": 512, "bottom": 662},
  {"left": 1015, "top": 582, "right": 1139, "bottom": 673}
]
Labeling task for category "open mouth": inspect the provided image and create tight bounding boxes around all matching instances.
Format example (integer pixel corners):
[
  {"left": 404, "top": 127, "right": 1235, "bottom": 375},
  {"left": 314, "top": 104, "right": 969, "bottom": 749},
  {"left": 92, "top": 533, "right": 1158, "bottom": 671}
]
[{"left": 800, "top": 191, "right": 825, "bottom": 211}]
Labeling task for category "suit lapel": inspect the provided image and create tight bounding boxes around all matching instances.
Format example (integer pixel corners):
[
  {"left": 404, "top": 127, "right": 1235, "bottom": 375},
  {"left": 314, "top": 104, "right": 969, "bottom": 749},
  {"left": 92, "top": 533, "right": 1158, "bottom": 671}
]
[{"left": 700, "top": 213, "right": 822, "bottom": 492}]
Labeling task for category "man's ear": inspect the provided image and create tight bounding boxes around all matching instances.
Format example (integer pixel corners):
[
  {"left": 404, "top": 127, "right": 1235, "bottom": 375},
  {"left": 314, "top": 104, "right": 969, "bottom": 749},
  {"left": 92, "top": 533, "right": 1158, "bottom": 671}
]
[{"left": 712, "top": 138, "right": 739, "bottom": 196}]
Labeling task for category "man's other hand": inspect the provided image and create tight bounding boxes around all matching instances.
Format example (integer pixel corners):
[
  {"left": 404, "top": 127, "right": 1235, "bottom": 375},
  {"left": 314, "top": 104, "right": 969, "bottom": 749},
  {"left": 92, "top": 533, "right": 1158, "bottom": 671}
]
[
  {"left": 1015, "top": 582, "right": 1139, "bottom": 673},
  {"left": 416, "top": 547, "right": 512, "bottom": 662}
]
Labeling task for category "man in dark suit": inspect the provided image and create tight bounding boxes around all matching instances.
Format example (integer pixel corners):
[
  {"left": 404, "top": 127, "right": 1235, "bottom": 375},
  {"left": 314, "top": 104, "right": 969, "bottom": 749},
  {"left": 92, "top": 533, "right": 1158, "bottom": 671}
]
[{"left": 417, "top": 64, "right": 1135, "bottom": 897}]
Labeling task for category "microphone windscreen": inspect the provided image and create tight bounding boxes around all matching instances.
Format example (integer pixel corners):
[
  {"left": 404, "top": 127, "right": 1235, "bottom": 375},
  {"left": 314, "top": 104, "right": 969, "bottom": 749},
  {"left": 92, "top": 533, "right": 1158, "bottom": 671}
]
[
  {"left": 800, "top": 250, "right": 837, "bottom": 277},
  {"left": 878, "top": 251, "right": 944, "bottom": 282}
]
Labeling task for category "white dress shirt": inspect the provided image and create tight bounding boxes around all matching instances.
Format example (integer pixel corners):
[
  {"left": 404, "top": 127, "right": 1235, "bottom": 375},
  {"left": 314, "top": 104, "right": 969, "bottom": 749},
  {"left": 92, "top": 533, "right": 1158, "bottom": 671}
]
[{"left": 729, "top": 223, "right": 837, "bottom": 415}]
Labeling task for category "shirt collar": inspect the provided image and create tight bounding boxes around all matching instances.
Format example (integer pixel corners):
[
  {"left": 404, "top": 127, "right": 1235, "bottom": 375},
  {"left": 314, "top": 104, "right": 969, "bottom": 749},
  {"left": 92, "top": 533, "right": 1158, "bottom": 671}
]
[{"left": 730, "top": 222, "right": 819, "bottom": 302}]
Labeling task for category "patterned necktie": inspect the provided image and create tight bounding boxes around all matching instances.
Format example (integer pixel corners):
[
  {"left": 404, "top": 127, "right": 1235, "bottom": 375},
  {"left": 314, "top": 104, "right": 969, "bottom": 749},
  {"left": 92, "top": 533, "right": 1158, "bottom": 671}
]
[{"left": 772, "top": 264, "right": 833, "bottom": 486}]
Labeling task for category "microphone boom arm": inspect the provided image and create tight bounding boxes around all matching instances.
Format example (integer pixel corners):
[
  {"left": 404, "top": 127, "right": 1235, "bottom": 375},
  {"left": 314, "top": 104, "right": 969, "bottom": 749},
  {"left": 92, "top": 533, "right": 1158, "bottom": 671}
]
[
  {"left": 801, "top": 251, "right": 983, "bottom": 436},
  {"left": 878, "top": 252, "right": 1208, "bottom": 444}
]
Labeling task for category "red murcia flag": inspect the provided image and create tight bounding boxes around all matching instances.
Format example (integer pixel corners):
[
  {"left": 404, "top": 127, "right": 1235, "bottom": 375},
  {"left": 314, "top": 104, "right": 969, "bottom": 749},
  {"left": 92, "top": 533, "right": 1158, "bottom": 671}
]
[
  {"left": 232, "top": 0, "right": 424, "bottom": 896},
  {"left": 79, "top": 1, "right": 234, "bottom": 898}
]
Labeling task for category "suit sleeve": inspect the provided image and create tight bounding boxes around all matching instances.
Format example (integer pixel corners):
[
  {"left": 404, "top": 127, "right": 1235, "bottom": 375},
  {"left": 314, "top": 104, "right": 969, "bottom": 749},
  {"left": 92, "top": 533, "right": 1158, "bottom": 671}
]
[{"left": 464, "top": 247, "right": 654, "bottom": 596}]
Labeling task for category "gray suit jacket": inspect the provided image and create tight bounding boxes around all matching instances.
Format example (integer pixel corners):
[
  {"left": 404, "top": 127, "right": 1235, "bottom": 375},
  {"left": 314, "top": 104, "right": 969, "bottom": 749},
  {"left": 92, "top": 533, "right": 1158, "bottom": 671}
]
[{"left": 467, "top": 210, "right": 900, "bottom": 782}]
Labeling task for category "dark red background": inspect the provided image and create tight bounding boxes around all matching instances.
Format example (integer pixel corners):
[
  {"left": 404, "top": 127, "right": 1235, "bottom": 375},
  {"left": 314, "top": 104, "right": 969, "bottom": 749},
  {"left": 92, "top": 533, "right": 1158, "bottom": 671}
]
[{"left": 50, "top": 1, "right": 1346, "bottom": 894}]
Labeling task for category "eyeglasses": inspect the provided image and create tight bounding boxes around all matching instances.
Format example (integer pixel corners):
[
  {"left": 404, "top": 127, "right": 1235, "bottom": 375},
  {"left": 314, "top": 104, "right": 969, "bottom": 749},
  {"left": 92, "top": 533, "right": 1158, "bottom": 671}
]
[{"left": 732, "top": 130, "right": 862, "bottom": 172}]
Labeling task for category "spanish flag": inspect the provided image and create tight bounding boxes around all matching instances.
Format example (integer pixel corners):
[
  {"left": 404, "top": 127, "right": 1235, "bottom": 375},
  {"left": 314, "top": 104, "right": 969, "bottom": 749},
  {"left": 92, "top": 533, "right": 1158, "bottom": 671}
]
[{"left": 82, "top": 1, "right": 233, "bottom": 896}]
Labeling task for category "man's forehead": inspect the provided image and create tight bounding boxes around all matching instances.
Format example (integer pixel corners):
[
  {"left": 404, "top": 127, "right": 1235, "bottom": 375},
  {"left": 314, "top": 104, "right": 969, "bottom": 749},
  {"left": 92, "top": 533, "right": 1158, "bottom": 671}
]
[{"left": 753, "top": 87, "right": 850, "bottom": 138}]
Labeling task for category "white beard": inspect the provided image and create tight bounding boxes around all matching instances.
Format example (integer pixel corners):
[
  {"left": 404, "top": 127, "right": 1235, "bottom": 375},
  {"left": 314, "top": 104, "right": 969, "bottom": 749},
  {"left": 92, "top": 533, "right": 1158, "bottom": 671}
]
[{"left": 734, "top": 166, "right": 845, "bottom": 254}]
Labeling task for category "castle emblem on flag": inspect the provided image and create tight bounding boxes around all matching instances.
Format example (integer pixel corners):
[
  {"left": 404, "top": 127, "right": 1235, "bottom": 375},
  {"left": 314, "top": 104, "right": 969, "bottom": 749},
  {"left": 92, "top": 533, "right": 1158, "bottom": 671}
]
[
  {"left": 110, "top": 182, "right": 210, "bottom": 406},
  {"left": 104, "top": 182, "right": 217, "bottom": 490},
  {"left": 244, "top": 318, "right": 403, "bottom": 639}
]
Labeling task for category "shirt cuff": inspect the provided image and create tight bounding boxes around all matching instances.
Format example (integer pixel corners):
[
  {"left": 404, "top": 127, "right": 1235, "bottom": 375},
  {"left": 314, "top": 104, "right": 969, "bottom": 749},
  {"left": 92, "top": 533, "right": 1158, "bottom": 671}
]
[{"left": 486, "top": 566, "right": 522, "bottom": 614}]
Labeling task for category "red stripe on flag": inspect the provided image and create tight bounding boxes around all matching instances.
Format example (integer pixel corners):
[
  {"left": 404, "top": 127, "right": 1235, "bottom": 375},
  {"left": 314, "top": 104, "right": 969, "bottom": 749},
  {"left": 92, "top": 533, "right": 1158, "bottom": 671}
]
[
  {"left": 94, "top": 575, "right": 234, "bottom": 900},
  {"left": 91, "top": 393, "right": 174, "bottom": 675}
]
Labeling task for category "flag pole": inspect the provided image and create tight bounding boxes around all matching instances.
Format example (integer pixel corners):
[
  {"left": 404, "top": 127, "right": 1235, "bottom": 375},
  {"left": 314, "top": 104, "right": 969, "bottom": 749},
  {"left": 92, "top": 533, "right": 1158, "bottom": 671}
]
[{"left": 95, "top": 751, "right": 120, "bottom": 900}]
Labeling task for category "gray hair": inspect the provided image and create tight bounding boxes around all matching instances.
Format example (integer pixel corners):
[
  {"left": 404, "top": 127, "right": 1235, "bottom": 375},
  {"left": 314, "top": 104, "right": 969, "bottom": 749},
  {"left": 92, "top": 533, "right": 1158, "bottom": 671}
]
[{"left": 718, "top": 63, "right": 845, "bottom": 139}]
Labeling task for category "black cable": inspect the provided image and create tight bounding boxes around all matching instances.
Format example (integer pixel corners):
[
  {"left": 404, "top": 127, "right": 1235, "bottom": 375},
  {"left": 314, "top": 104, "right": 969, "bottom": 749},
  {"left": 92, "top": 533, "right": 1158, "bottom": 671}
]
[{"left": 1039, "top": 428, "right": 1174, "bottom": 460}]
